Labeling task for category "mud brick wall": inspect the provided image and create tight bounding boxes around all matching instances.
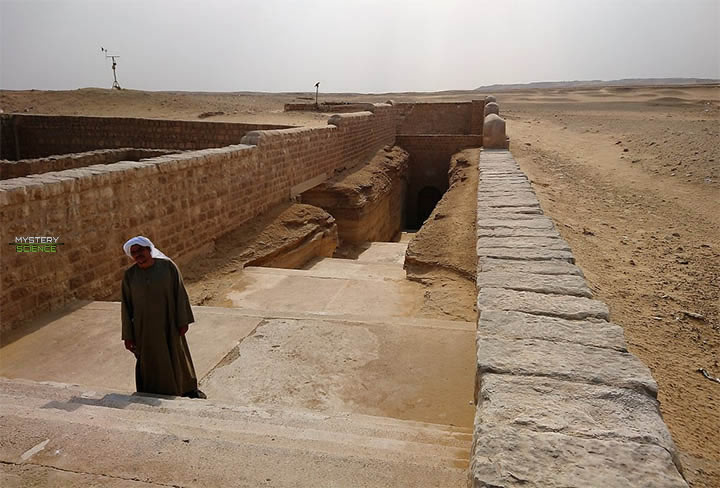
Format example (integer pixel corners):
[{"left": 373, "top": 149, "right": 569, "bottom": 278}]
[
  {"left": 0, "top": 115, "right": 17, "bottom": 160},
  {"left": 284, "top": 102, "right": 376, "bottom": 113},
  {"left": 396, "top": 134, "right": 483, "bottom": 227},
  {"left": 0, "top": 148, "right": 177, "bottom": 180},
  {"left": 0, "top": 114, "right": 293, "bottom": 160},
  {"left": 396, "top": 101, "right": 485, "bottom": 135},
  {"left": 0, "top": 105, "right": 397, "bottom": 332}
]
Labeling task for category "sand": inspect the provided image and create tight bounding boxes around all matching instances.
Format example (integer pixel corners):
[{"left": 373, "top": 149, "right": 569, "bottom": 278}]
[{"left": 2, "top": 83, "right": 718, "bottom": 487}]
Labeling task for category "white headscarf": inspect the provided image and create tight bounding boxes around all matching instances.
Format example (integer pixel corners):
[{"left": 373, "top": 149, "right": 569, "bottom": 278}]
[{"left": 122, "top": 236, "right": 171, "bottom": 261}]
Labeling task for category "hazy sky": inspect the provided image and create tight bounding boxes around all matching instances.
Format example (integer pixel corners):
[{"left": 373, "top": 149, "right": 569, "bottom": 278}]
[{"left": 1, "top": 0, "right": 718, "bottom": 93}]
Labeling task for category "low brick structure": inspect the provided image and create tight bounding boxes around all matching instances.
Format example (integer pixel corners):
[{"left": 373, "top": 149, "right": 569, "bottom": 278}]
[
  {"left": 0, "top": 148, "right": 178, "bottom": 179},
  {"left": 0, "top": 114, "right": 293, "bottom": 160},
  {"left": 0, "top": 105, "right": 395, "bottom": 332}
]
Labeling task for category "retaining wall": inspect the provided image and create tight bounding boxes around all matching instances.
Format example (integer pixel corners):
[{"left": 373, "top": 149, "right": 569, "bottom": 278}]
[
  {"left": 0, "top": 105, "right": 396, "bottom": 332},
  {"left": 0, "top": 148, "right": 178, "bottom": 179},
  {"left": 0, "top": 114, "right": 294, "bottom": 160},
  {"left": 470, "top": 149, "right": 687, "bottom": 487}
]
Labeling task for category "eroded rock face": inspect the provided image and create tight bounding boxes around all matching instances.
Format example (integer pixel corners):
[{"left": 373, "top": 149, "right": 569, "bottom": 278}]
[
  {"left": 301, "top": 146, "right": 409, "bottom": 244},
  {"left": 483, "top": 114, "right": 507, "bottom": 149}
]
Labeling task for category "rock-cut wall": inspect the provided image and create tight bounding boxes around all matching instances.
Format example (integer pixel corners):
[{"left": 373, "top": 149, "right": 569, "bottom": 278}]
[
  {"left": 301, "top": 146, "right": 409, "bottom": 244},
  {"left": 470, "top": 149, "right": 687, "bottom": 487}
]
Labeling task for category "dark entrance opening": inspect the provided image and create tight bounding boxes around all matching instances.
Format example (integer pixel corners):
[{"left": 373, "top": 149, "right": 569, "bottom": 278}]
[{"left": 414, "top": 186, "right": 443, "bottom": 229}]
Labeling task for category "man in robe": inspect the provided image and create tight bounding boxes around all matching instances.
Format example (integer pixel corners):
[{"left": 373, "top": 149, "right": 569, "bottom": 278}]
[{"left": 121, "top": 236, "right": 205, "bottom": 398}]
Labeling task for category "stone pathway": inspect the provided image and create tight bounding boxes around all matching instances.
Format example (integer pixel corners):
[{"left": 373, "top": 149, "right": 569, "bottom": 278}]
[{"left": 469, "top": 149, "right": 688, "bottom": 487}]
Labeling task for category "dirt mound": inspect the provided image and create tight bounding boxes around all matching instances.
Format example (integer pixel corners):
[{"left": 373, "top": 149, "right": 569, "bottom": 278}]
[
  {"left": 183, "top": 203, "right": 337, "bottom": 306},
  {"left": 404, "top": 148, "right": 480, "bottom": 322}
]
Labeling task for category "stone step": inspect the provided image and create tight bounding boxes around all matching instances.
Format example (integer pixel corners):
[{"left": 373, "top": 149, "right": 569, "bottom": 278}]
[
  {"left": 0, "top": 378, "right": 469, "bottom": 487},
  {"left": 355, "top": 241, "right": 409, "bottom": 264},
  {"left": 246, "top": 258, "right": 407, "bottom": 281}
]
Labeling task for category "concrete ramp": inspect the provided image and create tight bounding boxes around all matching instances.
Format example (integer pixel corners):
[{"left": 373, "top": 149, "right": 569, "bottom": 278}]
[{"left": 0, "top": 302, "right": 262, "bottom": 392}]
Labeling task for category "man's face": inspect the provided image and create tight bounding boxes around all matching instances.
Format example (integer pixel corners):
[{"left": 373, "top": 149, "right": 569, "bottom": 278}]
[{"left": 130, "top": 244, "right": 153, "bottom": 268}]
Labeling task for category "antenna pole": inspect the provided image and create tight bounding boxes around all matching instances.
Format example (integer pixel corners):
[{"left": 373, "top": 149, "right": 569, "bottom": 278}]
[{"left": 101, "top": 47, "right": 122, "bottom": 90}]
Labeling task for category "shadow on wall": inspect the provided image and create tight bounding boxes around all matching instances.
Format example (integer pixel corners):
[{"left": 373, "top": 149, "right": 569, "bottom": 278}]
[{"left": 413, "top": 186, "right": 443, "bottom": 230}]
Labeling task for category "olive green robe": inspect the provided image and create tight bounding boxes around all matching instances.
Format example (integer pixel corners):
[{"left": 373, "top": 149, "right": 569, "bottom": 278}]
[{"left": 121, "top": 258, "right": 198, "bottom": 396}]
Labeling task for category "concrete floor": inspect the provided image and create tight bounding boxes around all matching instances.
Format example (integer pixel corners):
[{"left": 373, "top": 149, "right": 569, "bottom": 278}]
[{"left": 0, "top": 302, "right": 262, "bottom": 392}]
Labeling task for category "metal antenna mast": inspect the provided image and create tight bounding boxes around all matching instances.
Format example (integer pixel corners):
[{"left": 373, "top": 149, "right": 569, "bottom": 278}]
[{"left": 100, "top": 47, "right": 122, "bottom": 90}]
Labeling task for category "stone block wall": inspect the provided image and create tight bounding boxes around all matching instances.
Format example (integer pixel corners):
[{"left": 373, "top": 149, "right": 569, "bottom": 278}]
[
  {"left": 470, "top": 149, "right": 687, "bottom": 487},
  {"left": 0, "top": 105, "right": 396, "bottom": 332},
  {"left": 0, "top": 148, "right": 178, "bottom": 179},
  {"left": 0, "top": 114, "right": 293, "bottom": 160},
  {"left": 396, "top": 101, "right": 485, "bottom": 135}
]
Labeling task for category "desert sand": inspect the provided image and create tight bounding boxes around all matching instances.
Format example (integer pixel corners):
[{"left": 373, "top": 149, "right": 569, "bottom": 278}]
[{"left": 1, "top": 83, "right": 718, "bottom": 487}]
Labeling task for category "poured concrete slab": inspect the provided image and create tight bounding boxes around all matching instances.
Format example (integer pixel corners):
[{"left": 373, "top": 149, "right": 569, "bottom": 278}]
[
  {"left": 202, "top": 316, "right": 476, "bottom": 427},
  {"left": 0, "top": 301, "right": 262, "bottom": 391}
]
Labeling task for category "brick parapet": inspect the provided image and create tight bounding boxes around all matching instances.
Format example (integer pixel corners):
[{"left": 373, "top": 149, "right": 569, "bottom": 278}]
[{"left": 0, "top": 114, "right": 294, "bottom": 160}]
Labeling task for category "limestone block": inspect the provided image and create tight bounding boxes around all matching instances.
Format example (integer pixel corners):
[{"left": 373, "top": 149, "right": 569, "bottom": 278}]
[
  {"left": 477, "top": 182, "right": 534, "bottom": 192},
  {"left": 477, "top": 271, "right": 590, "bottom": 297},
  {"left": 483, "top": 114, "right": 507, "bottom": 149},
  {"left": 476, "top": 236, "right": 570, "bottom": 250},
  {"left": 470, "top": 425, "right": 687, "bottom": 487},
  {"left": 476, "top": 217, "right": 554, "bottom": 229},
  {"left": 477, "top": 192, "right": 538, "bottom": 201},
  {"left": 476, "top": 335, "right": 657, "bottom": 395},
  {"left": 477, "top": 288, "right": 609, "bottom": 320},
  {"left": 477, "top": 257, "right": 583, "bottom": 276},
  {"left": 476, "top": 206, "right": 543, "bottom": 216},
  {"left": 477, "top": 227, "right": 561, "bottom": 238},
  {"left": 483, "top": 102, "right": 500, "bottom": 117},
  {"left": 478, "top": 373, "right": 676, "bottom": 450},
  {"left": 476, "top": 198, "right": 541, "bottom": 209},
  {"left": 476, "top": 247, "right": 574, "bottom": 263},
  {"left": 478, "top": 310, "right": 624, "bottom": 350}
]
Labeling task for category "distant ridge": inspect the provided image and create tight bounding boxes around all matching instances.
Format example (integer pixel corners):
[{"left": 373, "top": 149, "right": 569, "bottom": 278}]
[{"left": 475, "top": 78, "right": 720, "bottom": 92}]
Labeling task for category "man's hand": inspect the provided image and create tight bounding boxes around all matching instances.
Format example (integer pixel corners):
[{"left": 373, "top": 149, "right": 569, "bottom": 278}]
[
  {"left": 124, "top": 340, "right": 136, "bottom": 353},
  {"left": 179, "top": 326, "right": 188, "bottom": 336}
]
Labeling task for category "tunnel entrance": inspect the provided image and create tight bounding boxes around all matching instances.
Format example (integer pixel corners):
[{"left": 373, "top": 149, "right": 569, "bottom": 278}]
[{"left": 415, "top": 186, "right": 443, "bottom": 229}]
